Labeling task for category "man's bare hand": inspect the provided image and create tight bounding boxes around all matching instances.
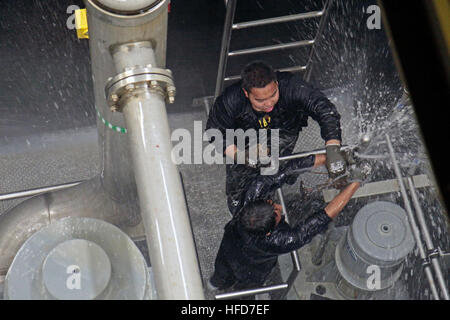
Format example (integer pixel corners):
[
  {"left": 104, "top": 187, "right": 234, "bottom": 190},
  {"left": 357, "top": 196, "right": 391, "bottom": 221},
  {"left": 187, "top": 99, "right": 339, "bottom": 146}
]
[{"left": 267, "top": 200, "right": 282, "bottom": 216}]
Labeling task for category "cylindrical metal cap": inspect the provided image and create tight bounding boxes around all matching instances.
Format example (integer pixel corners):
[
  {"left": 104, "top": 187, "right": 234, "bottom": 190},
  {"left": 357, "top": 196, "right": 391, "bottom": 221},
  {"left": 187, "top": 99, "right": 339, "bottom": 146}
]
[
  {"left": 351, "top": 201, "right": 415, "bottom": 264},
  {"left": 93, "top": 0, "right": 160, "bottom": 13},
  {"left": 42, "top": 239, "right": 111, "bottom": 300}
]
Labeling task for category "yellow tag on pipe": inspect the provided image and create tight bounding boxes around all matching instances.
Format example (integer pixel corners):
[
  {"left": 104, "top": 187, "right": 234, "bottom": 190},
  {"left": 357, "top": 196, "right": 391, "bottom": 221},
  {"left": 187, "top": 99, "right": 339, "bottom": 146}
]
[{"left": 75, "top": 8, "right": 89, "bottom": 39}]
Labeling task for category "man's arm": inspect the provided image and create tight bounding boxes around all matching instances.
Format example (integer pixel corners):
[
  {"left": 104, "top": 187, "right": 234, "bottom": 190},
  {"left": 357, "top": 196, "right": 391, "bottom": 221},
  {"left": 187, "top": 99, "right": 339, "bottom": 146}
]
[
  {"left": 224, "top": 144, "right": 237, "bottom": 161},
  {"left": 325, "top": 139, "right": 341, "bottom": 146},
  {"left": 205, "top": 93, "right": 237, "bottom": 155},
  {"left": 324, "top": 182, "right": 360, "bottom": 219},
  {"left": 314, "top": 154, "right": 326, "bottom": 168},
  {"left": 289, "top": 75, "right": 342, "bottom": 142},
  {"left": 257, "top": 181, "right": 360, "bottom": 254},
  {"left": 287, "top": 74, "right": 346, "bottom": 176}
]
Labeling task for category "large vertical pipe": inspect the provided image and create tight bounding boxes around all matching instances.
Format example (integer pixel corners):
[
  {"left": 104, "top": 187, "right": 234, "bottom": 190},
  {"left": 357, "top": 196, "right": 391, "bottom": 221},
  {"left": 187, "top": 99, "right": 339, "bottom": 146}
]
[
  {"left": 85, "top": 0, "right": 203, "bottom": 299},
  {"left": 121, "top": 87, "right": 204, "bottom": 299},
  {"left": 84, "top": 0, "right": 168, "bottom": 213},
  {"left": 108, "top": 39, "right": 204, "bottom": 299},
  {"left": 85, "top": 0, "right": 204, "bottom": 299}
]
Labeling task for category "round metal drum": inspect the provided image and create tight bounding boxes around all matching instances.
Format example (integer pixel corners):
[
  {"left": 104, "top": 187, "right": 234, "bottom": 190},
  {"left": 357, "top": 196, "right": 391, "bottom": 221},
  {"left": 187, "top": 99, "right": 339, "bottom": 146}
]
[
  {"left": 335, "top": 201, "right": 415, "bottom": 291},
  {"left": 4, "top": 217, "right": 150, "bottom": 300}
]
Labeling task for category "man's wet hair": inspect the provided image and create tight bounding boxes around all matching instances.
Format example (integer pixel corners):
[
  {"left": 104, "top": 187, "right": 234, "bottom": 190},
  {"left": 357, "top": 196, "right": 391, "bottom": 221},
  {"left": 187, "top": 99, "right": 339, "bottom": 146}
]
[
  {"left": 241, "top": 61, "right": 277, "bottom": 92},
  {"left": 239, "top": 200, "right": 276, "bottom": 234}
]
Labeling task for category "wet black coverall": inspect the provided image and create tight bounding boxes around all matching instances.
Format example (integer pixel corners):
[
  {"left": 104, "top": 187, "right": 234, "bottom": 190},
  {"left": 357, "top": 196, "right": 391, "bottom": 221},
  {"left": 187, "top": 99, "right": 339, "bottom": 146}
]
[
  {"left": 206, "top": 71, "right": 342, "bottom": 216},
  {"left": 210, "top": 208, "right": 332, "bottom": 290}
]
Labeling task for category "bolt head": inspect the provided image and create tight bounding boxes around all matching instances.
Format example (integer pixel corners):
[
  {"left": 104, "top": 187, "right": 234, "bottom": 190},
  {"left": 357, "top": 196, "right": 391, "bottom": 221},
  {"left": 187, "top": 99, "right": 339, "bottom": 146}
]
[
  {"left": 167, "top": 87, "right": 176, "bottom": 104},
  {"left": 125, "top": 84, "right": 135, "bottom": 92},
  {"left": 111, "top": 94, "right": 119, "bottom": 102}
]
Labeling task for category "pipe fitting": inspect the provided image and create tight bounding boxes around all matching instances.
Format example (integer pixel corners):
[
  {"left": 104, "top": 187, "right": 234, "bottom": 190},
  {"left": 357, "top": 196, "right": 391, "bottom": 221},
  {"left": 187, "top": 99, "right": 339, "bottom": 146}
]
[{"left": 105, "top": 64, "right": 176, "bottom": 112}]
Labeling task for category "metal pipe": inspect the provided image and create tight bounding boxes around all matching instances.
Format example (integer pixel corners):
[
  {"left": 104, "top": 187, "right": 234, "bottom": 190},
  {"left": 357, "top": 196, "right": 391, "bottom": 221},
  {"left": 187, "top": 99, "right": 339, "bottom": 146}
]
[
  {"left": 121, "top": 87, "right": 204, "bottom": 299},
  {"left": 228, "top": 40, "right": 314, "bottom": 57},
  {"left": 214, "top": 0, "right": 237, "bottom": 101},
  {"left": 279, "top": 145, "right": 353, "bottom": 162},
  {"left": 215, "top": 283, "right": 288, "bottom": 300},
  {"left": 232, "top": 11, "right": 323, "bottom": 30},
  {"left": 0, "top": 181, "right": 83, "bottom": 201},
  {"left": 111, "top": 39, "right": 203, "bottom": 299},
  {"left": 407, "top": 177, "right": 450, "bottom": 300},
  {"left": 277, "top": 188, "right": 301, "bottom": 271},
  {"left": 248, "top": 188, "right": 303, "bottom": 300},
  {"left": 385, "top": 134, "right": 440, "bottom": 300}
]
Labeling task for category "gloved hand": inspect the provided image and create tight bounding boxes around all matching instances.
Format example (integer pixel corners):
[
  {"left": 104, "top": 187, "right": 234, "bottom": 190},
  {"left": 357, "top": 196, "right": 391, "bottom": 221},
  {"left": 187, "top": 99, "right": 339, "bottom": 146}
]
[
  {"left": 348, "top": 162, "right": 372, "bottom": 185},
  {"left": 326, "top": 143, "right": 347, "bottom": 179},
  {"left": 342, "top": 148, "right": 357, "bottom": 166},
  {"left": 240, "top": 155, "right": 315, "bottom": 209}
]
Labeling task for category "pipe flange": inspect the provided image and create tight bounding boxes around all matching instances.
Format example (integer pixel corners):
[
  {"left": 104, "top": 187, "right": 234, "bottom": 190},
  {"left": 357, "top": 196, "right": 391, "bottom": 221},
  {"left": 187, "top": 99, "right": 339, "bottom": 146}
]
[{"left": 105, "top": 66, "right": 176, "bottom": 112}]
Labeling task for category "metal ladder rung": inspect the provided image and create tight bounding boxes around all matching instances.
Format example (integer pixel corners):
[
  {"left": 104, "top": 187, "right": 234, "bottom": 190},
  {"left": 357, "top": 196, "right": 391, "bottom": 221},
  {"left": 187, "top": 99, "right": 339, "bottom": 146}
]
[
  {"left": 228, "top": 39, "right": 315, "bottom": 57},
  {"left": 224, "top": 65, "right": 307, "bottom": 82},
  {"left": 277, "top": 64, "right": 307, "bottom": 73},
  {"left": 223, "top": 74, "right": 241, "bottom": 82},
  {"left": 215, "top": 283, "right": 288, "bottom": 300},
  {"left": 232, "top": 10, "right": 324, "bottom": 30}
]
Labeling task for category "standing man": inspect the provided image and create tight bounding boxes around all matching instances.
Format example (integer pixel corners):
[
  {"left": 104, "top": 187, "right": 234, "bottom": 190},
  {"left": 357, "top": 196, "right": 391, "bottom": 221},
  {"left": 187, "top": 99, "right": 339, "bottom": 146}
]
[{"left": 206, "top": 61, "right": 346, "bottom": 216}]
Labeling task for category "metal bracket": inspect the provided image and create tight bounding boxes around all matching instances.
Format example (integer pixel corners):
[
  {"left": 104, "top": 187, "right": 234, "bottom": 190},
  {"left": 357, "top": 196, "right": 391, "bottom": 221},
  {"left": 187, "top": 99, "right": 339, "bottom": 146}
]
[
  {"left": 437, "top": 247, "right": 450, "bottom": 258},
  {"left": 421, "top": 247, "right": 449, "bottom": 268}
]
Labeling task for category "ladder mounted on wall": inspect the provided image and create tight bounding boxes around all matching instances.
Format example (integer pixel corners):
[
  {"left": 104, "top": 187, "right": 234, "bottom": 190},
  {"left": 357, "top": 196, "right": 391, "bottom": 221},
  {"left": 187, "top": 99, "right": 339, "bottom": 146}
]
[{"left": 213, "top": 0, "right": 334, "bottom": 109}]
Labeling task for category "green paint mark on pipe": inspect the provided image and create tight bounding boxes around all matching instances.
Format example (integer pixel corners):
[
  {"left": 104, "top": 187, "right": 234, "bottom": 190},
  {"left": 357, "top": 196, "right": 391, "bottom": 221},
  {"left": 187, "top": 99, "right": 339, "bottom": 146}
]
[{"left": 96, "top": 107, "right": 127, "bottom": 133}]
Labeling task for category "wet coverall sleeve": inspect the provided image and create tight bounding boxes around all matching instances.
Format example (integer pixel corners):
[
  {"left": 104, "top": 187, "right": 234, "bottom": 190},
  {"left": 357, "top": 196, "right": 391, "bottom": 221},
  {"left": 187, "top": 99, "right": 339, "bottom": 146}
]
[
  {"left": 205, "top": 93, "right": 238, "bottom": 154},
  {"left": 286, "top": 74, "right": 342, "bottom": 142}
]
